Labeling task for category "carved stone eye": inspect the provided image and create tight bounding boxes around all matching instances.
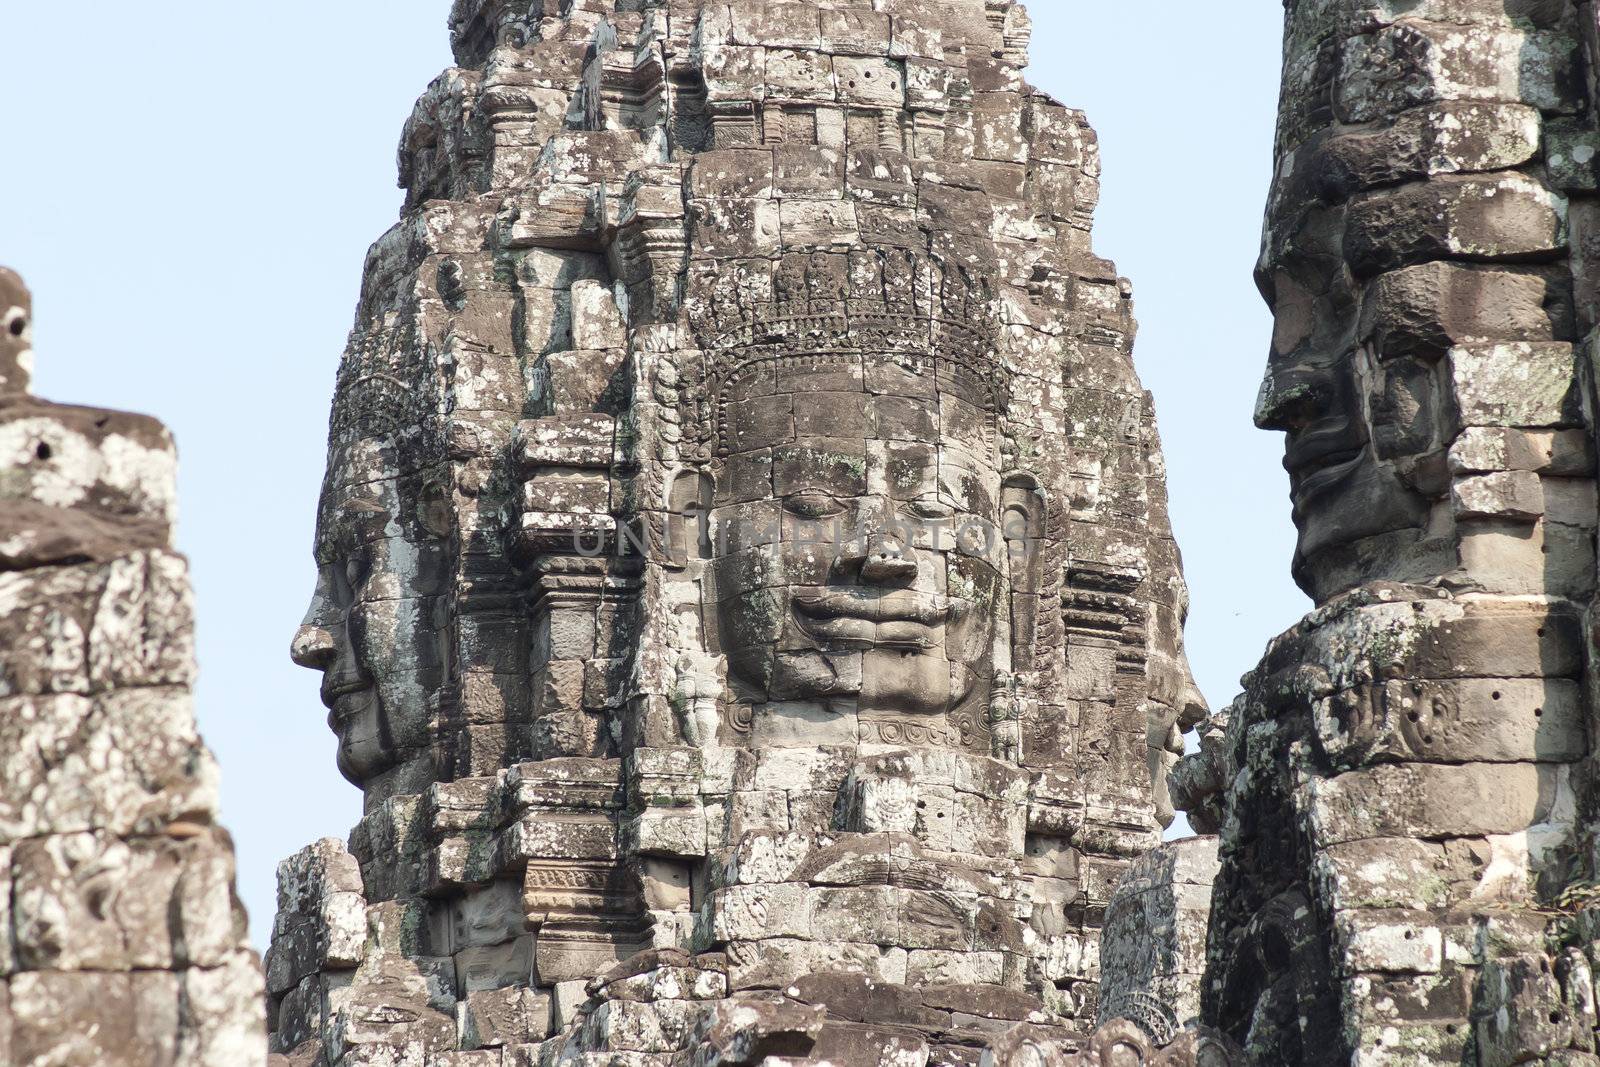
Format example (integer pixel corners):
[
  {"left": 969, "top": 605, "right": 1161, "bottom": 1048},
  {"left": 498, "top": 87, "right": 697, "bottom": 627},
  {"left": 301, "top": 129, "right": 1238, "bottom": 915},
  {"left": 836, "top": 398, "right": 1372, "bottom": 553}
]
[
  {"left": 907, "top": 498, "right": 954, "bottom": 521},
  {"left": 784, "top": 490, "right": 844, "bottom": 520},
  {"left": 345, "top": 554, "right": 372, "bottom": 594}
]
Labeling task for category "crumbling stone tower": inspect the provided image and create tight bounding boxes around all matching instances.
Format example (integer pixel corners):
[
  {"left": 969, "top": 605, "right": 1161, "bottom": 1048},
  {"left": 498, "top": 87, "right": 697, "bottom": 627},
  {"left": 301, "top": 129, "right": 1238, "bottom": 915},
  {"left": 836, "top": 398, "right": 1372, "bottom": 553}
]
[
  {"left": 1168, "top": 1, "right": 1600, "bottom": 1063},
  {"left": 265, "top": 1, "right": 1217, "bottom": 1064},
  {"left": 0, "top": 268, "right": 266, "bottom": 1064}
]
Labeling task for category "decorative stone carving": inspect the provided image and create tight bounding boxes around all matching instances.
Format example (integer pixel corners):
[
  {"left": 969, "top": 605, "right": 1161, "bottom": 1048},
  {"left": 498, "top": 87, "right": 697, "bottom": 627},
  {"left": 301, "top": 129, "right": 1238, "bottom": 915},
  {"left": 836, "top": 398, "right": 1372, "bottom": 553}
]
[
  {"left": 1098, "top": 837, "right": 1219, "bottom": 1043},
  {"left": 1171, "top": 1, "right": 1600, "bottom": 1063},
  {"left": 269, "top": 1, "right": 1208, "bottom": 1063},
  {"left": 0, "top": 268, "right": 266, "bottom": 1066}
]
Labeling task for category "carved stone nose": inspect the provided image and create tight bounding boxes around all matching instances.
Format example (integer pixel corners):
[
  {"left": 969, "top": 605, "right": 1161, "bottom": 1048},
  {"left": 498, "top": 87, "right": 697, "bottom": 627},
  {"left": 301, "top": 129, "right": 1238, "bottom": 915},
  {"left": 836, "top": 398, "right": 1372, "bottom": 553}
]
[
  {"left": 1254, "top": 362, "right": 1334, "bottom": 433},
  {"left": 859, "top": 539, "right": 917, "bottom": 584},
  {"left": 290, "top": 624, "right": 337, "bottom": 671}
]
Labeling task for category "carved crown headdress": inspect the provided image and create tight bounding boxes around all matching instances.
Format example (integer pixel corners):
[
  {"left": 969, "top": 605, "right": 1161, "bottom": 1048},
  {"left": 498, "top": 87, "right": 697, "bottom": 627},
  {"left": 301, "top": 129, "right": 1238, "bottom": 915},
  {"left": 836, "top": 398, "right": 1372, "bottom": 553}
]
[{"left": 683, "top": 248, "right": 1009, "bottom": 458}]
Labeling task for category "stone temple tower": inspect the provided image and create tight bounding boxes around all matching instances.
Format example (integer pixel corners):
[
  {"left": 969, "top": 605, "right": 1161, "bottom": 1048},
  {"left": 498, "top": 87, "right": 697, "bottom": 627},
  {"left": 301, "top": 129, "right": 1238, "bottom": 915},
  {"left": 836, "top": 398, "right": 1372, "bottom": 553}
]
[
  {"left": 265, "top": 2, "right": 1222, "bottom": 1063},
  {"left": 1161, "top": 1, "right": 1600, "bottom": 1064},
  {"left": 0, "top": 268, "right": 266, "bottom": 1065}
]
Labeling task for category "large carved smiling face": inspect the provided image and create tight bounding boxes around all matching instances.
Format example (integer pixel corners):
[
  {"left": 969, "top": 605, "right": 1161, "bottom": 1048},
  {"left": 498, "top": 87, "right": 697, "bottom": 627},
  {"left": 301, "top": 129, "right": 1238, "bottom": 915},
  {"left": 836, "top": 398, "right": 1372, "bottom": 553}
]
[
  {"left": 1255, "top": 339, "right": 1448, "bottom": 600},
  {"left": 291, "top": 441, "right": 449, "bottom": 791},
  {"left": 708, "top": 353, "right": 1003, "bottom": 721},
  {"left": 1253, "top": 199, "right": 1451, "bottom": 600}
]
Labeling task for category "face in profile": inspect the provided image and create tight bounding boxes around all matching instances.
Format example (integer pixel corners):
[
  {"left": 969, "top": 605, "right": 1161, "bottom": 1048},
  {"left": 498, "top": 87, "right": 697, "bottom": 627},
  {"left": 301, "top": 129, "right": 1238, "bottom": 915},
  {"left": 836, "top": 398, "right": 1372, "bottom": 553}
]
[
  {"left": 708, "top": 354, "right": 1003, "bottom": 720},
  {"left": 1254, "top": 216, "right": 1445, "bottom": 600},
  {"left": 1256, "top": 343, "right": 1443, "bottom": 596},
  {"left": 291, "top": 441, "right": 448, "bottom": 789}
]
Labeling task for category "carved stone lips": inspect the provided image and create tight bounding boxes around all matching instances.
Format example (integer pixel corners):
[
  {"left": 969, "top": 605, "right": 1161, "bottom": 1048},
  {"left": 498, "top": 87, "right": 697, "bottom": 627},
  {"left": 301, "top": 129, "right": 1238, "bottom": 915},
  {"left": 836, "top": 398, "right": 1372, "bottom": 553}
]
[
  {"left": 322, "top": 672, "right": 372, "bottom": 712},
  {"left": 1284, "top": 423, "right": 1367, "bottom": 505},
  {"left": 791, "top": 588, "right": 952, "bottom": 625},
  {"left": 791, "top": 588, "right": 952, "bottom": 650}
]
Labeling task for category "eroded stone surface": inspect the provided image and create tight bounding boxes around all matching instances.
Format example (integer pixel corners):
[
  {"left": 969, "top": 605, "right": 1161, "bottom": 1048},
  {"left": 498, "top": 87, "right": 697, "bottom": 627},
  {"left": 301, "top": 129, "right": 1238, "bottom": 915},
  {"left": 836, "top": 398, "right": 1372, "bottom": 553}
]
[
  {"left": 267, "top": 0, "right": 1217, "bottom": 1063},
  {"left": 1168, "top": 1, "right": 1600, "bottom": 1063},
  {"left": 0, "top": 269, "right": 266, "bottom": 1066}
]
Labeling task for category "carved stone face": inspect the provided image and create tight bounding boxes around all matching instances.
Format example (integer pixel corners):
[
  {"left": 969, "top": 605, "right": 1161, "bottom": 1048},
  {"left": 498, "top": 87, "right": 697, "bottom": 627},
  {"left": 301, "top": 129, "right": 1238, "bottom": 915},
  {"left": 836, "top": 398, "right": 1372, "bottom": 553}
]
[
  {"left": 1255, "top": 337, "right": 1440, "bottom": 598},
  {"left": 291, "top": 442, "right": 448, "bottom": 788},
  {"left": 709, "top": 354, "right": 1003, "bottom": 722}
]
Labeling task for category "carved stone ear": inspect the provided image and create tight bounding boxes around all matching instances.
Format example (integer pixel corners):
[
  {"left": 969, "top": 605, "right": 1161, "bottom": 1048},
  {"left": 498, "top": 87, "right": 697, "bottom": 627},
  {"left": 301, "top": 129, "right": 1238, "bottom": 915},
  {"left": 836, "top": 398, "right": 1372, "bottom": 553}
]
[
  {"left": 666, "top": 469, "right": 714, "bottom": 568},
  {"left": 417, "top": 475, "right": 453, "bottom": 539},
  {"left": 1002, "top": 480, "right": 1045, "bottom": 666}
]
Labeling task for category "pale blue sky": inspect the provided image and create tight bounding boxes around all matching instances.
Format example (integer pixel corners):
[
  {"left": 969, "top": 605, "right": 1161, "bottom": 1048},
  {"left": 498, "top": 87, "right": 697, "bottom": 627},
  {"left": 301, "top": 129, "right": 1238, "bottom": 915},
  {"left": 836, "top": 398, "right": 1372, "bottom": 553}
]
[{"left": 0, "top": 4, "right": 1297, "bottom": 946}]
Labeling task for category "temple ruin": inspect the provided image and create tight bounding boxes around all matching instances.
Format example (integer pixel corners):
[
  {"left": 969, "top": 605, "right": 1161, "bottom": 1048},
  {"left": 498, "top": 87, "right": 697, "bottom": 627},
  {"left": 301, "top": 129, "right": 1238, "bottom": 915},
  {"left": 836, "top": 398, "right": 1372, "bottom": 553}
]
[
  {"left": 1163, "top": 0, "right": 1600, "bottom": 1063},
  {"left": 6, "top": 0, "right": 1600, "bottom": 1063},
  {"left": 263, "top": 0, "right": 1218, "bottom": 1061},
  {"left": 0, "top": 270, "right": 266, "bottom": 1064}
]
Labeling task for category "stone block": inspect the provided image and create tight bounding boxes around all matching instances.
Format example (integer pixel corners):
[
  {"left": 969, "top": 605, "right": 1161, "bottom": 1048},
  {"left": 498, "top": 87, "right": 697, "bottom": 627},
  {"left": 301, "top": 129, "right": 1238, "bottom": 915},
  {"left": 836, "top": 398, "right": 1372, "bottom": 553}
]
[
  {"left": 808, "top": 885, "right": 903, "bottom": 945},
  {"left": 1334, "top": 911, "right": 1443, "bottom": 974},
  {"left": 707, "top": 883, "right": 810, "bottom": 942},
  {"left": 1336, "top": 22, "right": 1580, "bottom": 123},
  {"left": 820, "top": 10, "right": 892, "bottom": 56},
  {"left": 725, "top": 937, "right": 905, "bottom": 990},
  {"left": 730, "top": 3, "right": 821, "bottom": 50},
  {"left": 551, "top": 979, "right": 589, "bottom": 1030},
  {"left": 178, "top": 953, "right": 271, "bottom": 1065},
  {"left": 972, "top": 92, "right": 1028, "bottom": 163},
  {"left": 810, "top": 1021, "right": 930, "bottom": 1064},
  {"left": 569, "top": 280, "right": 625, "bottom": 350},
  {"left": 1305, "top": 762, "right": 1558, "bottom": 846},
  {"left": 329, "top": 966, "right": 457, "bottom": 1060},
  {"left": 834, "top": 57, "right": 903, "bottom": 109},
  {"left": 1546, "top": 117, "right": 1600, "bottom": 191},
  {"left": 1318, "top": 102, "right": 1542, "bottom": 196},
  {"left": 723, "top": 831, "right": 818, "bottom": 885},
  {"left": 1450, "top": 343, "right": 1581, "bottom": 429},
  {"left": 522, "top": 471, "right": 611, "bottom": 516},
  {"left": 1457, "top": 518, "right": 1594, "bottom": 597},
  {"left": 1452, "top": 470, "right": 1544, "bottom": 520},
  {"left": 1360, "top": 262, "right": 1560, "bottom": 359},
  {"left": 1449, "top": 427, "right": 1594, "bottom": 476},
  {"left": 456, "top": 937, "right": 534, "bottom": 993},
  {"left": 587, "top": 998, "right": 695, "bottom": 1054},
  {"left": 640, "top": 859, "right": 694, "bottom": 912},
  {"left": 0, "top": 688, "right": 220, "bottom": 843},
  {"left": 448, "top": 880, "right": 529, "bottom": 952},
  {"left": 460, "top": 986, "right": 552, "bottom": 1048},
  {"left": 1345, "top": 174, "right": 1565, "bottom": 277},
  {"left": 906, "top": 949, "right": 1006, "bottom": 987},
  {"left": 1315, "top": 838, "right": 1469, "bottom": 913},
  {"left": 778, "top": 199, "right": 858, "bottom": 246},
  {"left": 0, "top": 552, "right": 196, "bottom": 699},
  {"left": 1476, "top": 954, "right": 1575, "bottom": 1067},
  {"left": 9, "top": 970, "right": 180, "bottom": 1066},
  {"left": 530, "top": 348, "right": 629, "bottom": 414},
  {"left": 515, "top": 414, "right": 616, "bottom": 470}
]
